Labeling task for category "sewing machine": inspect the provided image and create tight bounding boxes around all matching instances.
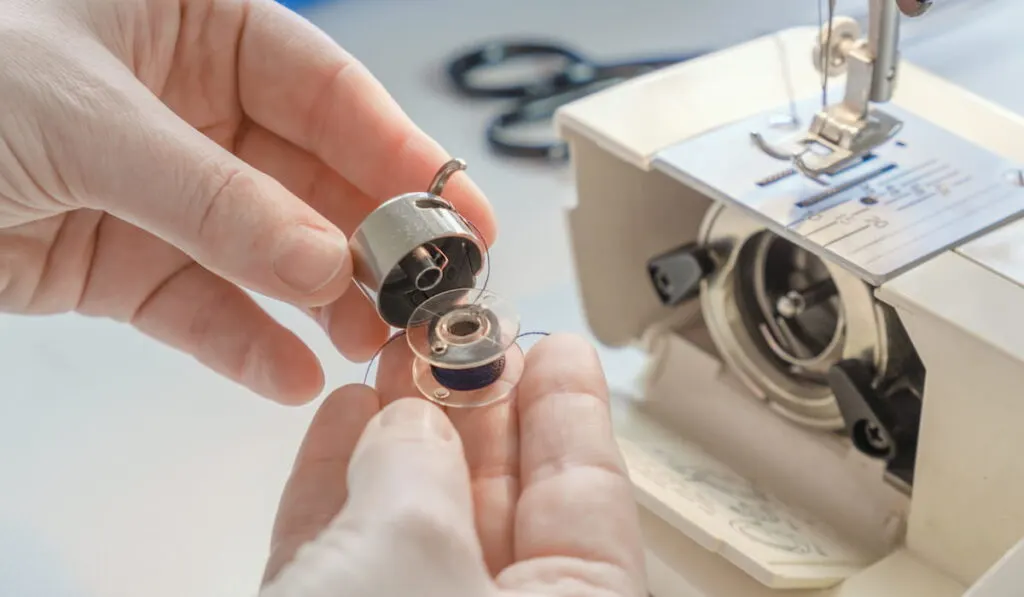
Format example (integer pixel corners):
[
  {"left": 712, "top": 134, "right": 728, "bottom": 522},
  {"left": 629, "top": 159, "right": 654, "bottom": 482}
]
[{"left": 554, "top": 1, "right": 1024, "bottom": 595}]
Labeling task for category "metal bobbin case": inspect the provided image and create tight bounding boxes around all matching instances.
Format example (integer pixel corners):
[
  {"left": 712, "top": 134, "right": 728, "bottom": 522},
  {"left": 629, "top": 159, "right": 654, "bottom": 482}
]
[{"left": 349, "top": 159, "right": 486, "bottom": 328}]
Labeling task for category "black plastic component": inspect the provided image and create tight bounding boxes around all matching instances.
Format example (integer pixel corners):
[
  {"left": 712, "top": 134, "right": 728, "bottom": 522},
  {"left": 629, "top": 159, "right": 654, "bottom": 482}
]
[
  {"left": 647, "top": 243, "right": 715, "bottom": 306},
  {"left": 827, "top": 359, "right": 921, "bottom": 486}
]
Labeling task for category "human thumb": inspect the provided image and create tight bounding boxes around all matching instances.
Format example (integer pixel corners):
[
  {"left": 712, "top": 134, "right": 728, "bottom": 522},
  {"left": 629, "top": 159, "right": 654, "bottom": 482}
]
[
  {"left": 260, "top": 399, "right": 493, "bottom": 597},
  {"left": 70, "top": 69, "right": 350, "bottom": 307}
]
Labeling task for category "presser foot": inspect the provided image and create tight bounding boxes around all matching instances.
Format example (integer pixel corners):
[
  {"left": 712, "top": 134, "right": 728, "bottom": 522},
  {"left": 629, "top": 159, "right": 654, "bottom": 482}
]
[{"left": 751, "top": 107, "right": 903, "bottom": 181}]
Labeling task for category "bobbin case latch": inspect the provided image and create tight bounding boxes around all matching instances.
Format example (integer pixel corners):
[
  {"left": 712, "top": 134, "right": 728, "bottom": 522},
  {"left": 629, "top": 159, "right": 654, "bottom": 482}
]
[{"left": 349, "top": 159, "right": 486, "bottom": 328}]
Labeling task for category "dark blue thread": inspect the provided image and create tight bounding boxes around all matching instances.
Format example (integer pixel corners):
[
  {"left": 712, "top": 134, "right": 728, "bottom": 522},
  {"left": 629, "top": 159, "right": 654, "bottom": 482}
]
[{"left": 430, "top": 356, "right": 507, "bottom": 391}]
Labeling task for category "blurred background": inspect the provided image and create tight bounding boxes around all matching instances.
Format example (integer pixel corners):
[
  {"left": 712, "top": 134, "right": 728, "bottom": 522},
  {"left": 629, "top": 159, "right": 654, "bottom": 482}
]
[{"left": 2, "top": 0, "right": 1022, "bottom": 596}]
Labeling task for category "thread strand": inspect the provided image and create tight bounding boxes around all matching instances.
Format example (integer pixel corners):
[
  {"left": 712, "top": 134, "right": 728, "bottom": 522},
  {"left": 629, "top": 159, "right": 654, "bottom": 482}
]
[{"left": 362, "top": 330, "right": 407, "bottom": 385}]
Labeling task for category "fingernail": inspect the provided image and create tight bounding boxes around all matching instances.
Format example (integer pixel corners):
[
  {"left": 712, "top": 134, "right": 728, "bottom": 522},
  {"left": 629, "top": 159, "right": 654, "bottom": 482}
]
[
  {"left": 273, "top": 225, "right": 347, "bottom": 295},
  {"left": 380, "top": 399, "right": 454, "bottom": 440}
]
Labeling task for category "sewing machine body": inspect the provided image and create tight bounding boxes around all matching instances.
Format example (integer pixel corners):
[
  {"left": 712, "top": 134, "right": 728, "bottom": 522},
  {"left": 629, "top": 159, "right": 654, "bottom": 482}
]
[{"left": 555, "top": 26, "right": 1024, "bottom": 597}]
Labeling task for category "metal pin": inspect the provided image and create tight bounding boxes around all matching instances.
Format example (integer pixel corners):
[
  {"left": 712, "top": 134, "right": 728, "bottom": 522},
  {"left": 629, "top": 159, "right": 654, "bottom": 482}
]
[
  {"left": 400, "top": 245, "right": 445, "bottom": 291},
  {"left": 775, "top": 278, "right": 838, "bottom": 318},
  {"left": 428, "top": 158, "right": 468, "bottom": 196}
]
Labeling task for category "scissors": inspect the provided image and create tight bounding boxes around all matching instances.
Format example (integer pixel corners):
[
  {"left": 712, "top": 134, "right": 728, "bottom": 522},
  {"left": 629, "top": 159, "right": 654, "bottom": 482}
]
[{"left": 446, "top": 40, "right": 707, "bottom": 161}]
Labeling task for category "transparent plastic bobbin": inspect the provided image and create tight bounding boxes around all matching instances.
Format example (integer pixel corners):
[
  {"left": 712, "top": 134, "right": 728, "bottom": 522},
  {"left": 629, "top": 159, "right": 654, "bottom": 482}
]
[{"left": 406, "top": 288, "right": 524, "bottom": 408}]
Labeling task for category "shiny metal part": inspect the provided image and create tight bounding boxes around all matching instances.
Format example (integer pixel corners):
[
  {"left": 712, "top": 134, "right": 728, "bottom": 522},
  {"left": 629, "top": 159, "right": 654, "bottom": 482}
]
[
  {"left": 752, "top": 0, "right": 931, "bottom": 178},
  {"left": 775, "top": 279, "right": 837, "bottom": 318},
  {"left": 697, "top": 203, "right": 911, "bottom": 430},
  {"left": 349, "top": 159, "right": 485, "bottom": 328},
  {"left": 400, "top": 245, "right": 447, "bottom": 292},
  {"left": 868, "top": 0, "right": 901, "bottom": 103},
  {"left": 428, "top": 158, "right": 468, "bottom": 195}
]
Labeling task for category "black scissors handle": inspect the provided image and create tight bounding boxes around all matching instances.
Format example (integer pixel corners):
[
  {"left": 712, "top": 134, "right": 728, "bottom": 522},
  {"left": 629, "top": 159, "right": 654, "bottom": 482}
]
[
  {"left": 549, "top": 56, "right": 691, "bottom": 90},
  {"left": 446, "top": 39, "right": 708, "bottom": 161},
  {"left": 484, "top": 53, "right": 705, "bottom": 161},
  {"left": 447, "top": 41, "right": 589, "bottom": 99},
  {"left": 486, "top": 77, "right": 626, "bottom": 160}
]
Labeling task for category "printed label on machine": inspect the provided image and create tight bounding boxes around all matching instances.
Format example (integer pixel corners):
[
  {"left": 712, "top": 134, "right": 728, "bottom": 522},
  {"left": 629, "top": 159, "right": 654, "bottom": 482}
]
[{"left": 652, "top": 98, "right": 1024, "bottom": 285}]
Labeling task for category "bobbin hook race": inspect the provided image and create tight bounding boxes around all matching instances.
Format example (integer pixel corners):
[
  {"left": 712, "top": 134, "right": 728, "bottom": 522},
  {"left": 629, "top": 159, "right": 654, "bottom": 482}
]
[{"left": 405, "top": 288, "right": 525, "bottom": 408}]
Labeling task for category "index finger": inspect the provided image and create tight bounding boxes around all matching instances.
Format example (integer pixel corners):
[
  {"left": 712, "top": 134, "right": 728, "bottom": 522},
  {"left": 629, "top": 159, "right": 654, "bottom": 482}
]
[
  {"left": 237, "top": 2, "right": 497, "bottom": 244},
  {"left": 498, "top": 334, "right": 647, "bottom": 596}
]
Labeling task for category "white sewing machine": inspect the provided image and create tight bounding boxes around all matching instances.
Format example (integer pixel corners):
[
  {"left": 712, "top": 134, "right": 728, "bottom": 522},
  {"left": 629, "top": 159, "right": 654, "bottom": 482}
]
[{"left": 555, "top": 1, "right": 1024, "bottom": 595}]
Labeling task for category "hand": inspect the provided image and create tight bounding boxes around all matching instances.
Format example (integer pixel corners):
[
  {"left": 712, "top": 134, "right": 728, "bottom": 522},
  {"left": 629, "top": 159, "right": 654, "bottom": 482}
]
[
  {"left": 260, "top": 333, "right": 648, "bottom": 597},
  {"left": 0, "top": 0, "right": 495, "bottom": 404}
]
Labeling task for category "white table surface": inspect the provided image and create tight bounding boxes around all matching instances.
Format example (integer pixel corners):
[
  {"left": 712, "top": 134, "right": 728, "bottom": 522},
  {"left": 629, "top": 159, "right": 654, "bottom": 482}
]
[{"left": 2, "top": 1, "right": 1024, "bottom": 595}]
